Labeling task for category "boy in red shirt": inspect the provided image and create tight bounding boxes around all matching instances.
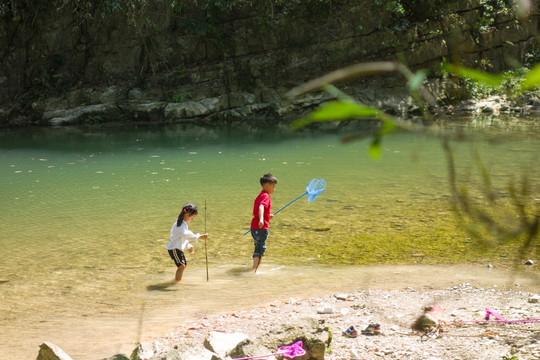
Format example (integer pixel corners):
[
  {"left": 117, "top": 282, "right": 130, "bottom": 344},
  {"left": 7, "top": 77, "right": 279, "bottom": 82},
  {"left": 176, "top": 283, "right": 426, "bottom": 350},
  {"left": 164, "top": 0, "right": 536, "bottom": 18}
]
[{"left": 250, "top": 173, "right": 277, "bottom": 272}]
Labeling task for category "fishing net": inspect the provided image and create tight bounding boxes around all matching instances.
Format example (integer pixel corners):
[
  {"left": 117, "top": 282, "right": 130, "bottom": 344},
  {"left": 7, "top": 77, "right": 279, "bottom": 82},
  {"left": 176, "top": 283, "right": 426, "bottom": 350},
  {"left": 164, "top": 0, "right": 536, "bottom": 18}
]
[
  {"left": 306, "top": 178, "right": 326, "bottom": 202},
  {"left": 278, "top": 341, "right": 306, "bottom": 358}
]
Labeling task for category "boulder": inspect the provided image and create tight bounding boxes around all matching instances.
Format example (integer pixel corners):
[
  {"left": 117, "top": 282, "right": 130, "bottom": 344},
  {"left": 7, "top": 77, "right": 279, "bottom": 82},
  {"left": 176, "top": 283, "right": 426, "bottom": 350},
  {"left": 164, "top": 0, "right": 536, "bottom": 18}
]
[
  {"left": 172, "top": 342, "right": 217, "bottom": 360},
  {"left": 37, "top": 342, "right": 73, "bottom": 360},
  {"left": 101, "top": 355, "right": 130, "bottom": 360},
  {"left": 227, "top": 339, "right": 274, "bottom": 360},
  {"left": 256, "top": 316, "right": 331, "bottom": 360},
  {"left": 203, "top": 331, "right": 249, "bottom": 358},
  {"left": 130, "top": 341, "right": 180, "bottom": 360}
]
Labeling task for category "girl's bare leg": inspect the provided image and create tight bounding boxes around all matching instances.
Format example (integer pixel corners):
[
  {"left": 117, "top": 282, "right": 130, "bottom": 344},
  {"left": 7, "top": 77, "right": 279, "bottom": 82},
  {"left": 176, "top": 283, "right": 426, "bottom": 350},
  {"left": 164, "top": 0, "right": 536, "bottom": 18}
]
[{"left": 175, "top": 264, "right": 186, "bottom": 282}]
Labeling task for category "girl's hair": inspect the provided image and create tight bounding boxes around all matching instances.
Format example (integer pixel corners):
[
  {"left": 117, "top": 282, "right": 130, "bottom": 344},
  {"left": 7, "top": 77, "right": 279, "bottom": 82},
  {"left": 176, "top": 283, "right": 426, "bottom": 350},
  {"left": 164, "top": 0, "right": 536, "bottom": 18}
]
[{"left": 176, "top": 203, "right": 198, "bottom": 227}]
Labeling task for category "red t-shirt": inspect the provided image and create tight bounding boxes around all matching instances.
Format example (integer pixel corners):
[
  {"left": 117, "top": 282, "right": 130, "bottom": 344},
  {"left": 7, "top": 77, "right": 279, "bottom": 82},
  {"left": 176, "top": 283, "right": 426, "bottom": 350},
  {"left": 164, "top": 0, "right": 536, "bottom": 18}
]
[{"left": 250, "top": 190, "right": 272, "bottom": 229}]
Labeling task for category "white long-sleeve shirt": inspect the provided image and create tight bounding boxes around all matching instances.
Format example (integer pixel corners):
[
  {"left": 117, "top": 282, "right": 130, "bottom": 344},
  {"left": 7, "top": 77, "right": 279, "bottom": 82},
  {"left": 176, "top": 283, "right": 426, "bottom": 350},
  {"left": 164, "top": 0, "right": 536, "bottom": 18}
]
[{"left": 166, "top": 220, "right": 200, "bottom": 251}]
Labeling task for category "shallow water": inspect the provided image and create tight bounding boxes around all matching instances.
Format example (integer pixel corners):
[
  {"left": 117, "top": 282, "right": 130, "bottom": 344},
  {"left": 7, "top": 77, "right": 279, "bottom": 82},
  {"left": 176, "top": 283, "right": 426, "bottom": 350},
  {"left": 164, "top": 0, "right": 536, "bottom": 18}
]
[{"left": 0, "top": 121, "right": 539, "bottom": 359}]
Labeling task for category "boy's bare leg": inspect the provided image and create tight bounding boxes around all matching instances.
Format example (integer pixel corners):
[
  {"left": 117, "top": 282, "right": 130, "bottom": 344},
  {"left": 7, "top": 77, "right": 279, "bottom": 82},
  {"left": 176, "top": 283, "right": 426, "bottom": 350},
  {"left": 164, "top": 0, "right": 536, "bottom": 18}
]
[
  {"left": 175, "top": 264, "right": 186, "bottom": 282},
  {"left": 252, "top": 256, "right": 261, "bottom": 272}
]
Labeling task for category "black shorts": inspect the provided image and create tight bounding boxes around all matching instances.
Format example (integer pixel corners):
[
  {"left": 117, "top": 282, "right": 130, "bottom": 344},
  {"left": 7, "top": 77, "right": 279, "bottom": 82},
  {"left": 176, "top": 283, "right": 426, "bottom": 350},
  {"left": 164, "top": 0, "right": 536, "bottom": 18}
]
[{"left": 168, "top": 249, "right": 187, "bottom": 267}]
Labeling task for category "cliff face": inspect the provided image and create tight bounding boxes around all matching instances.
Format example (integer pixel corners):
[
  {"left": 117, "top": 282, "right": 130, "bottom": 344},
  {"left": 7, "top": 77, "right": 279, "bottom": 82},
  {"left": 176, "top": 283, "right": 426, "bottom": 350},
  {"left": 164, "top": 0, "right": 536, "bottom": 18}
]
[{"left": 0, "top": 1, "right": 538, "bottom": 126}]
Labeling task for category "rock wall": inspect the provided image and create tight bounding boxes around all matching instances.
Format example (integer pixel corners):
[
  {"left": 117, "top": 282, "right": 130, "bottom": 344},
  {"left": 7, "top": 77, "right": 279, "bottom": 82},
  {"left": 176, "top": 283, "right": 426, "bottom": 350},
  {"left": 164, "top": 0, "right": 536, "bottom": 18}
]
[{"left": 0, "top": 0, "right": 538, "bottom": 126}]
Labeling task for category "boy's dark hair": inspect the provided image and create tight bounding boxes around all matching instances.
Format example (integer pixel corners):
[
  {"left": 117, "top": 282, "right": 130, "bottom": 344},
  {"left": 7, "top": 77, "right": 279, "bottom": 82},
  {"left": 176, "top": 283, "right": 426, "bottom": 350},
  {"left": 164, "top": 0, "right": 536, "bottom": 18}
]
[
  {"left": 176, "top": 202, "right": 198, "bottom": 227},
  {"left": 260, "top": 173, "right": 278, "bottom": 185}
]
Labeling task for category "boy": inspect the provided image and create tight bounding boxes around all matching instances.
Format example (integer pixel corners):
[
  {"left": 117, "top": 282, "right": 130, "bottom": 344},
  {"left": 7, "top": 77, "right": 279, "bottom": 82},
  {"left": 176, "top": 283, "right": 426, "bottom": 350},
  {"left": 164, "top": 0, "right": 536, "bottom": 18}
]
[{"left": 250, "top": 173, "right": 277, "bottom": 272}]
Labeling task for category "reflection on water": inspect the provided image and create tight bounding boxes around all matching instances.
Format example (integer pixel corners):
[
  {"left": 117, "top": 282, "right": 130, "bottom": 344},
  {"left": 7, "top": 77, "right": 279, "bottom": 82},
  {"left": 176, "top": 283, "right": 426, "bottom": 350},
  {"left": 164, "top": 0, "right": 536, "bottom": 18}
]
[{"left": 0, "top": 121, "right": 539, "bottom": 359}]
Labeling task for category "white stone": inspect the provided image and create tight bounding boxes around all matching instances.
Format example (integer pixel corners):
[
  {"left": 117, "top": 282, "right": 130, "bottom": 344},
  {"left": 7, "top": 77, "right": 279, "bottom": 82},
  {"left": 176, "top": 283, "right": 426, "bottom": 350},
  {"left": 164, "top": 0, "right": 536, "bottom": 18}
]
[{"left": 203, "top": 331, "right": 249, "bottom": 358}]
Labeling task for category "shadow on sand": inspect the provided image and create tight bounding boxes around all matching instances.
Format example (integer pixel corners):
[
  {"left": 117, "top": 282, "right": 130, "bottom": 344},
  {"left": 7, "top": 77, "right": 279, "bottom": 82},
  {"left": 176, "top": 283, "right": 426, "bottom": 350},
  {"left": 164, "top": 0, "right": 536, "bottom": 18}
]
[
  {"left": 225, "top": 266, "right": 253, "bottom": 276},
  {"left": 146, "top": 281, "right": 178, "bottom": 292}
]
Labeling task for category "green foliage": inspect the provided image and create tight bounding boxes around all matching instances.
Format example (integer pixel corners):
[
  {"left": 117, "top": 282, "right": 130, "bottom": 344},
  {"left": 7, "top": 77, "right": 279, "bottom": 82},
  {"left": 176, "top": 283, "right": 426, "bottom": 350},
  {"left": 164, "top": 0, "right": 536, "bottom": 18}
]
[
  {"left": 176, "top": 65, "right": 185, "bottom": 81},
  {"left": 521, "top": 63, "right": 540, "bottom": 91},
  {"left": 471, "top": 0, "right": 513, "bottom": 34},
  {"left": 84, "top": 115, "right": 104, "bottom": 125},
  {"left": 400, "top": 0, "right": 448, "bottom": 21},
  {"left": 525, "top": 44, "right": 540, "bottom": 68},
  {"left": 171, "top": 93, "right": 183, "bottom": 103}
]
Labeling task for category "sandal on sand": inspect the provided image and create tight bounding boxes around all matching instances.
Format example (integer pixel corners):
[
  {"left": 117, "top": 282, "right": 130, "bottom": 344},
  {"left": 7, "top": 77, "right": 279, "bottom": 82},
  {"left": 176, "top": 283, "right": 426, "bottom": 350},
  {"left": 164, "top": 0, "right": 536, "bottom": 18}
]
[
  {"left": 361, "top": 322, "right": 381, "bottom": 335},
  {"left": 342, "top": 326, "right": 358, "bottom": 338}
]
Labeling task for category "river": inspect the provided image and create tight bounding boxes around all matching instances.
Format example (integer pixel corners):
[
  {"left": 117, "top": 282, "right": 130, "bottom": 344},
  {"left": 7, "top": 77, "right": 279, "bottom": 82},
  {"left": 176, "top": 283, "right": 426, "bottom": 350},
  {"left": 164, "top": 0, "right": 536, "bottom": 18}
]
[{"left": 0, "top": 118, "right": 539, "bottom": 359}]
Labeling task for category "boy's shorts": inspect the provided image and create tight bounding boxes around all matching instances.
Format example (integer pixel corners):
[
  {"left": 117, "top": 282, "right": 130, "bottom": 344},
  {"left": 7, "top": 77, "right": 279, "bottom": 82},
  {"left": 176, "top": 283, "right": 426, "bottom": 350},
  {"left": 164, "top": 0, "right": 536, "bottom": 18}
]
[
  {"left": 168, "top": 248, "right": 187, "bottom": 267},
  {"left": 251, "top": 229, "right": 269, "bottom": 258}
]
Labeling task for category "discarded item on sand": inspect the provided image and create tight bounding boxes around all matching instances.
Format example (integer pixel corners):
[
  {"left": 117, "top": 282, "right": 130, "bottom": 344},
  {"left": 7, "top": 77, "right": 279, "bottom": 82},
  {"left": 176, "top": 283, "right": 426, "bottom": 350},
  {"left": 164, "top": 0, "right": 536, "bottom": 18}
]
[
  {"left": 413, "top": 304, "right": 448, "bottom": 339},
  {"left": 420, "top": 326, "right": 440, "bottom": 341},
  {"left": 232, "top": 341, "right": 306, "bottom": 360},
  {"left": 412, "top": 304, "right": 449, "bottom": 332}
]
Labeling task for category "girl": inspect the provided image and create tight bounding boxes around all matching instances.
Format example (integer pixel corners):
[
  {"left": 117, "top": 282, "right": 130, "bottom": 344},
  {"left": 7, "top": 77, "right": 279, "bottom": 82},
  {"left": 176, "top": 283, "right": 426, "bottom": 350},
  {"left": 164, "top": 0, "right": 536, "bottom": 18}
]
[{"left": 166, "top": 203, "right": 208, "bottom": 282}]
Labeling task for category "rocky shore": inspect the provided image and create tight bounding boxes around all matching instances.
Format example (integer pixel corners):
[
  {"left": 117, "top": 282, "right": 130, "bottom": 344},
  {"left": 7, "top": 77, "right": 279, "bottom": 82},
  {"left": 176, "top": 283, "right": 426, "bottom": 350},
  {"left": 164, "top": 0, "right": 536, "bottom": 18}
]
[{"left": 38, "top": 283, "right": 540, "bottom": 360}]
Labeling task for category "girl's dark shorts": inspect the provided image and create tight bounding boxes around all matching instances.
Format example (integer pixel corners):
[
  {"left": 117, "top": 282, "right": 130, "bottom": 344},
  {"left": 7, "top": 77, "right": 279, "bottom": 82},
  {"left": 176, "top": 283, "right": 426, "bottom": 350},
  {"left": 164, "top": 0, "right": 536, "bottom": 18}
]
[{"left": 168, "top": 248, "right": 187, "bottom": 267}]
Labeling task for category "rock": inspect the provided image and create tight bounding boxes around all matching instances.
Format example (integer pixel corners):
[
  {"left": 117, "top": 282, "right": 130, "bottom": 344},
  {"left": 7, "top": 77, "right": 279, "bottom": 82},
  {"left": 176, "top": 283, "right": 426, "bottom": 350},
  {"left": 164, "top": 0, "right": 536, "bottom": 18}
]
[
  {"left": 130, "top": 341, "right": 179, "bottom": 360},
  {"left": 37, "top": 342, "right": 73, "bottom": 360},
  {"left": 173, "top": 342, "right": 217, "bottom": 360},
  {"left": 42, "top": 104, "right": 116, "bottom": 126},
  {"left": 227, "top": 339, "right": 273, "bottom": 360},
  {"left": 101, "top": 355, "right": 130, "bottom": 360},
  {"left": 203, "top": 331, "right": 249, "bottom": 358},
  {"left": 99, "top": 86, "right": 125, "bottom": 104},
  {"left": 258, "top": 316, "right": 331, "bottom": 360},
  {"left": 316, "top": 305, "right": 334, "bottom": 314},
  {"left": 528, "top": 295, "right": 540, "bottom": 303},
  {"left": 524, "top": 259, "right": 534, "bottom": 265}
]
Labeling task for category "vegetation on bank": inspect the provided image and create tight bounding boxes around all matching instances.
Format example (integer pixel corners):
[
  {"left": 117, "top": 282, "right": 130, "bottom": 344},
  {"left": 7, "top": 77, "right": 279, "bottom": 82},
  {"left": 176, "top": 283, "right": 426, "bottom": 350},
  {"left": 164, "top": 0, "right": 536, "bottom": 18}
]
[{"left": 0, "top": 0, "right": 526, "bottom": 112}]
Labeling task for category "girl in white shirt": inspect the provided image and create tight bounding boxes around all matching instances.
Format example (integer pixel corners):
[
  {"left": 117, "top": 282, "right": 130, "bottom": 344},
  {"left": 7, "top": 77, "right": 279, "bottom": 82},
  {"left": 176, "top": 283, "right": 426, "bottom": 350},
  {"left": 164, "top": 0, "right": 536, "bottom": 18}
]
[{"left": 166, "top": 203, "right": 208, "bottom": 282}]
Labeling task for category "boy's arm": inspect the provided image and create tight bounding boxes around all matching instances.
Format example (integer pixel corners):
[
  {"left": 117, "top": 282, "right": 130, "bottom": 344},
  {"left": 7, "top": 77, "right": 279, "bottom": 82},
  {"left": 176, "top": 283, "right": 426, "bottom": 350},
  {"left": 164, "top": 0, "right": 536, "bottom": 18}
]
[{"left": 258, "top": 204, "right": 264, "bottom": 228}]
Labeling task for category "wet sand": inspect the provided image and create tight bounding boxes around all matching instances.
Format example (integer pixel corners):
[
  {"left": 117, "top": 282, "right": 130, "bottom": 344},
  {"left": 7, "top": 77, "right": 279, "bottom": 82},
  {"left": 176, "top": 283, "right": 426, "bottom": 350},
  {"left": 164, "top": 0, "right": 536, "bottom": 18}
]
[{"left": 1, "top": 263, "right": 539, "bottom": 359}]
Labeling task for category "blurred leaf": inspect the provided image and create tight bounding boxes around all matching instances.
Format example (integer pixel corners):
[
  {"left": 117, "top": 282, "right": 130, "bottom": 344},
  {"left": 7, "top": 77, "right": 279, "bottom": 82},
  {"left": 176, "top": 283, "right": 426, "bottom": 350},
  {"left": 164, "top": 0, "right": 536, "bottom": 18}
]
[
  {"left": 380, "top": 118, "right": 396, "bottom": 135},
  {"left": 521, "top": 63, "right": 540, "bottom": 90},
  {"left": 369, "top": 137, "right": 382, "bottom": 159},
  {"left": 408, "top": 70, "right": 427, "bottom": 91},
  {"left": 291, "top": 101, "right": 381, "bottom": 129},
  {"left": 443, "top": 64, "right": 503, "bottom": 87}
]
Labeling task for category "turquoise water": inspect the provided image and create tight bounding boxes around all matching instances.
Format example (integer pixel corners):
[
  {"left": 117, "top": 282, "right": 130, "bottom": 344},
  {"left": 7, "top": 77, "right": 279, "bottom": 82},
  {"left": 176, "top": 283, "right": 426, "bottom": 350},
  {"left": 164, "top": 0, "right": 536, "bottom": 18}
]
[{"left": 1, "top": 121, "right": 539, "bottom": 359}]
